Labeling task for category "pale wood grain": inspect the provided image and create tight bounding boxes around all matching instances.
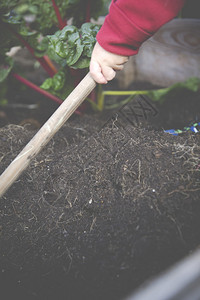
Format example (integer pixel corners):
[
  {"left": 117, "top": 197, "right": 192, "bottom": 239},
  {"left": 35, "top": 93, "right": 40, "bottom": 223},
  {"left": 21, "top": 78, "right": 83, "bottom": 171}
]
[{"left": 0, "top": 72, "right": 96, "bottom": 197}]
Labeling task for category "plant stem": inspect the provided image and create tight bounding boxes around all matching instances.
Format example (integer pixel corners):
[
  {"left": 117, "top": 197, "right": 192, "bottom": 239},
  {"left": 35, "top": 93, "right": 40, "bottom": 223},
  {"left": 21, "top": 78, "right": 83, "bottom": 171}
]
[
  {"left": 86, "top": 0, "right": 91, "bottom": 22},
  {"left": 43, "top": 55, "right": 58, "bottom": 74},
  {"left": 51, "top": 0, "right": 67, "bottom": 29},
  {"left": 12, "top": 73, "right": 83, "bottom": 115},
  {"left": 7, "top": 25, "right": 56, "bottom": 77},
  {"left": 16, "top": 36, "right": 55, "bottom": 77},
  {"left": 12, "top": 73, "right": 63, "bottom": 105},
  {"left": 102, "top": 90, "right": 149, "bottom": 96}
]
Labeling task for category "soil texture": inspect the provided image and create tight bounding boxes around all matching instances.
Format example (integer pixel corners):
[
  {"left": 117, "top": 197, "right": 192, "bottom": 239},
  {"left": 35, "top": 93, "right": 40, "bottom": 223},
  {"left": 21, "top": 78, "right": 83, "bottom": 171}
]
[{"left": 0, "top": 88, "right": 200, "bottom": 300}]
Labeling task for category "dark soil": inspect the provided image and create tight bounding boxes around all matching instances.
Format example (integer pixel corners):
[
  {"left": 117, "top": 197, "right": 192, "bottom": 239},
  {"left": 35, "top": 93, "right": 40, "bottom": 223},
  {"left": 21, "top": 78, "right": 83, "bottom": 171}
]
[{"left": 0, "top": 79, "right": 200, "bottom": 300}]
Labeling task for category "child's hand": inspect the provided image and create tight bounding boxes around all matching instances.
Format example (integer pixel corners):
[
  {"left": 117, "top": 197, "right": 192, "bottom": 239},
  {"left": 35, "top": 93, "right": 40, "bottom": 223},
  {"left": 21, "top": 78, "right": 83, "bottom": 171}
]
[{"left": 90, "top": 42, "right": 129, "bottom": 84}]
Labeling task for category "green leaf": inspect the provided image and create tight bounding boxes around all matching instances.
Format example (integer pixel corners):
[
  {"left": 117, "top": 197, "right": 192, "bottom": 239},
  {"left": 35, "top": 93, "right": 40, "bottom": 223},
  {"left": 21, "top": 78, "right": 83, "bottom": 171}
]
[
  {"left": 0, "top": 0, "right": 19, "bottom": 16},
  {"left": 47, "top": 25, "right": 84, "bottom": 66},
  {"left": 0, "top": 56, "right": 13, "bottom": 83},
  {"left": 69, "top": 0, "right": 104, "bottom": 26},
  {"left": 80, "top": 23, "right": 100, "bottom": 57},
  {"left": 14, "top": 0, "right": 104, "bottom": 34},
  {"left": 40, "top": 68, "right": 74, "bottom": 100},
  {"left": 52, "top": 71, "right": 66, "bottom": 91},
  {"left": 0, "top": 79, "right": 8, "bottom": 106},
  {"left": 0, "top": 20, "right": 21, "bottom": 55},
  {"left": 183, "top": 77, "right": 200, "bottom": 91},
  {"left": 33, "top": 36, "right": 49, "bottom": 57},
  {"left": 72, "top": 57, "right": 90, "bottom": 69},
  {"left": 47, "top": 22, "right": 100, "bottom": 69},
  {"left": 40, "top": 78, "right": 52, "bottom": 90},
  {"left": 148, "top": 77, "right": 200, "bottom": 102}
]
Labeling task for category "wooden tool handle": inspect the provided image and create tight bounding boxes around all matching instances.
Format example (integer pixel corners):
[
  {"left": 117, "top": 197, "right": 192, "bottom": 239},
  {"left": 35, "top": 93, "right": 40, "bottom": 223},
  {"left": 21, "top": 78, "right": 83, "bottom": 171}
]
[{"left": 0, "top": 72, "right": 96, "bottom": 198}]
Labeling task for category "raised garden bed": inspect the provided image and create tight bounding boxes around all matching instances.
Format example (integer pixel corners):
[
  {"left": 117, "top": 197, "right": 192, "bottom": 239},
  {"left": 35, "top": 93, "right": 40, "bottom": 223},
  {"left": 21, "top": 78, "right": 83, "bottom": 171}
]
[
  {"left": 0, "top": 82, "right": 200, "bottom": 299},
  {"left": 1, "top": 2, "right": 200, "bottom": 298}
]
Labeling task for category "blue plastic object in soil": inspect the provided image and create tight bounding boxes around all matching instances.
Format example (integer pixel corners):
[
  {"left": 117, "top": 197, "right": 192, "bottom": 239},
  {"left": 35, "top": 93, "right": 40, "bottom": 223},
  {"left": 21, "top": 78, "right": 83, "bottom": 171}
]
[{"left": 164, "top": 122, "right": 200, "bottom": 136}]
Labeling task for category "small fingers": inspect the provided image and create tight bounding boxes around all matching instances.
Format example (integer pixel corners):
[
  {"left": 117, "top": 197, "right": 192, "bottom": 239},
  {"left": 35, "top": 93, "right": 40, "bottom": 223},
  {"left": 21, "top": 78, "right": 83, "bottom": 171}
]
[
  {"left": 90, "top": 60, "right": 108, "bottom": 84},
  {"left": 101, "top": 65, "right": 116, "bottom": 81},
  {"left": 90, "top": 42, "right": 129, "bottom": 84},
  {"left": 113, "top": 64, "right": 125, "bottom": 71},
  {"left": 90, "top": 60, "right": 116, "bottom": 84}
]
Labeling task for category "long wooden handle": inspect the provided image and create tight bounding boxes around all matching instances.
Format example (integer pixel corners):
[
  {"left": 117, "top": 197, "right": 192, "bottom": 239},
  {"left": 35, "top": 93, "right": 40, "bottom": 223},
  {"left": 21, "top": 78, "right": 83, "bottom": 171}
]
[{"left": 0, "top": 72, "right": 96, "bottom": 198}]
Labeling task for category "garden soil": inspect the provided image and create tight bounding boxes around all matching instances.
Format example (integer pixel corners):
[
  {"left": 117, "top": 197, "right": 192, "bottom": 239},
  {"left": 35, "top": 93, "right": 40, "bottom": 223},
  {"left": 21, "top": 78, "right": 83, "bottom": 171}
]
[{"left": 0, "top": 85, "right": 200, "bottom": 300}]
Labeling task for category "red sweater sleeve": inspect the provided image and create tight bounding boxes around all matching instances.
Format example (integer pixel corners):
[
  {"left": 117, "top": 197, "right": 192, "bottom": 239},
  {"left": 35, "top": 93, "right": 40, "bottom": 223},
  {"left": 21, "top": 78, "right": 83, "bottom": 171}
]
[{"left": 96, "top": 0, "right": 186, "bottom": 56}]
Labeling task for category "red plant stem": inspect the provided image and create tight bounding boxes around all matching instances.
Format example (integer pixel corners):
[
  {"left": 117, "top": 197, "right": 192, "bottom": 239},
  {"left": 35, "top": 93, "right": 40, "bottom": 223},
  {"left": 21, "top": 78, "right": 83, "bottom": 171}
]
[
  {"left": 17, "top": 36, "right": 55, "bottom": 77},
  {"left": 12, "top": 73, "right": 83, "bottom": 115},
  {"left": 85, "top": 0, "right": 91, "bottom": 22},
  {"left": 12, "top": 73, "right": 63, "bottom": 105},
  {"left": 8, "top": 25, "right": 56, "bottom": 77},
  {"left": 51, "top": 0, "right": 67, "bottom": 29},
  {"left": 43, "top": 55, "right": 58, "bottom": 74}
]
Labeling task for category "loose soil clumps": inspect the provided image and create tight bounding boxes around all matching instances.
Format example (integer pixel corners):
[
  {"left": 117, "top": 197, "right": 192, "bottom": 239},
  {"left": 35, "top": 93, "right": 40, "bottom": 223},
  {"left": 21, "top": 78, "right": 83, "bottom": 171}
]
[{"left": 0, "top": 96, "right": 200, "bottom": 300}]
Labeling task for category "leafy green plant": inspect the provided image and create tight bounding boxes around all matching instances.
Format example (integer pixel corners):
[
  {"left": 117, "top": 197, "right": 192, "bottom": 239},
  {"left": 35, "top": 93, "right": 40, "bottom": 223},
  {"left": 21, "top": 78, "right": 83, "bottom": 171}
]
[
  {"left": 1, "top": 1, "right": 199, "bottom": 116},
  {"left": 94, "top": 77, "right": 200, "bottom": 111},
  {"left": 0, "top": 0, "right": 108, "bottom": 111}
]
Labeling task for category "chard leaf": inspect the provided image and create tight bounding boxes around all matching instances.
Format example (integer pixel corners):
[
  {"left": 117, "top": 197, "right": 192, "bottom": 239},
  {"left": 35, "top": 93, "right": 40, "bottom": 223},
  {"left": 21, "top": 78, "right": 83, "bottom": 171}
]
[
  {"left": 18, "top": 0, "right": 104, "bottom": 34},
  {"left": 148, "top": 77, "right": 200, "bottom": 102},
  {"left": 52, "top": 71, "right": 66, "bottom": 91},
  {"left": 40, "top": 68, "right": 74, "bottom": 100},
  {"left": 72, "top": 57, "right": 90, "bottom": 69},
  {"left": 68, "top": 0, "right": 104, "bottom": 27},
  {"left": 0, "top": 21, "right": 20, "bottom": 54},
  {"left": 40, "top": 78, "right": 52, "bottom": 90},
  {"left": 0, "top": 56, "right": 13, "bottom": 83},
  {"left": 72, "top": 23, "right": 100, "bottom": 68},
  {"left": 47, "top": 23, "right": 100, "bottom": 69},
  {"left": 0, "top": 0, "right": 19, "bottom": 16},
  {"left": 47, "top": 26, "right": 84, "bottom": 66},
  {"left": 1, "top": 11, "right": 48, "bottom": 57},
  {"left": 80, "top": 23, "right": 100, "bottom": 57},
  {"left": 34, "top": 36, "right": 49, "bottom": 57}
]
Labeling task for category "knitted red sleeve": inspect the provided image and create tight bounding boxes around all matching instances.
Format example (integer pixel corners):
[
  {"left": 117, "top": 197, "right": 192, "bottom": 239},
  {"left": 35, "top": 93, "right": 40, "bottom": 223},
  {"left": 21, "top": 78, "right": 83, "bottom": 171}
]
[{"left": 96, "top": 0, "right": 186, "bottom": 56}]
